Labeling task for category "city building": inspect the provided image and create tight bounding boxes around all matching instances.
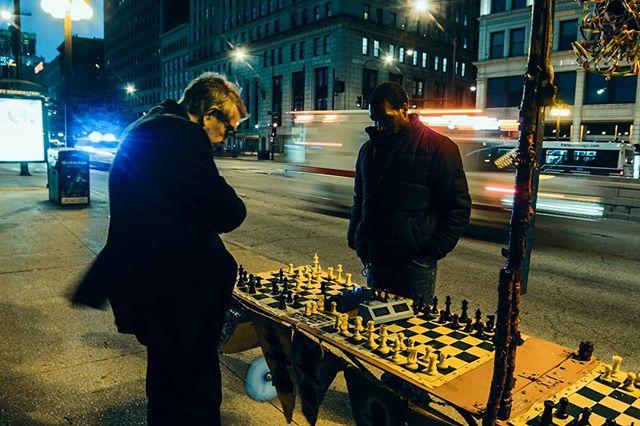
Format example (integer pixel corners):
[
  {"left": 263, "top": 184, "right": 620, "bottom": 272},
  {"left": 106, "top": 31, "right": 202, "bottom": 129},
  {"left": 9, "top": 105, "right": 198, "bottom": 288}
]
[
  {"left": 475, "top": 0, "right": 639, "bottom": 144},
  {"left": 159, "top": 1, "right": 190, "bottom": 102},
  {"left": 104, "top": 0, "right": 162, "bottom": 117},
  {"left": 0, "top": 29, "right": 43, "bottom": 80},
  {"left": 179, "top": 0, "right": 479, "bottom": 147}
]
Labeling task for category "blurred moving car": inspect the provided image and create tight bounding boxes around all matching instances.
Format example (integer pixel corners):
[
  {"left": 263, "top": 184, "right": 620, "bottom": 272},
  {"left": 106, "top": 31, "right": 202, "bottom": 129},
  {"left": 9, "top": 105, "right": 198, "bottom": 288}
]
[{"left": 75, "top": 132, "right": 120, "bottom": 169}]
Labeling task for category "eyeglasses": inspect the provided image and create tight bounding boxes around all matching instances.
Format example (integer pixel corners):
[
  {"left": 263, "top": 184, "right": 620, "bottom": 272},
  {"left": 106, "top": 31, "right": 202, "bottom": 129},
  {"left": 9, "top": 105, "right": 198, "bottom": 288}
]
[{"left": 207, "top": 109, "right": 237, "bottom": 137}]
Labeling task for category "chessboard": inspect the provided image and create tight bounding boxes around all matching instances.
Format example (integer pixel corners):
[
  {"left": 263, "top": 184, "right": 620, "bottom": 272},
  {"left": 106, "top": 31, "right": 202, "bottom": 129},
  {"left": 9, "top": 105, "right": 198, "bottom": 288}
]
[{"left": 510, "top": 359, "right": 640, "bottom": 425}]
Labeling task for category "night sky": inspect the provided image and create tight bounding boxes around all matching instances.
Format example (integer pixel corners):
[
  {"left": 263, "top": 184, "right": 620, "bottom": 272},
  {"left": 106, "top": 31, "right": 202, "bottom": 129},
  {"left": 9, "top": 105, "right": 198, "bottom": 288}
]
[{"left": 1, "top": 0, "right": 104, "bottom": 62}]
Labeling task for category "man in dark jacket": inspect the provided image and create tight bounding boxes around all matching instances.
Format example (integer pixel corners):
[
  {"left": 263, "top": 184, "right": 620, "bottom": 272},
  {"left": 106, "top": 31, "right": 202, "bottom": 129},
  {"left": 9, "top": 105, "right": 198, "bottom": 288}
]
[
  {"left": 348, "top": 82, "right": 471, "bottom": 301},
  {"left": 71, "top": 73, "right": 247, "bottom": 425}
]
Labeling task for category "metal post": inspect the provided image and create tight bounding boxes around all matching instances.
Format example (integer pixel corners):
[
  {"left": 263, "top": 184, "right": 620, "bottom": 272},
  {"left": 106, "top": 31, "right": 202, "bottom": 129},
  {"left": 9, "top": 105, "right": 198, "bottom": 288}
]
[
  {"left": 270, "top": 63, "right": 275, "bottom": 160},
  {"left": 483, "top": 0, "right": 556, "bottom": 422},
  {"left": 63, "top": 11, "right": 74, "bottom": 147},
  {"left": 12, "top": 0, "right": 31, "bottom": 176},
  {"left": 450, "top": 37, "right": 457, "bottom": 108}
]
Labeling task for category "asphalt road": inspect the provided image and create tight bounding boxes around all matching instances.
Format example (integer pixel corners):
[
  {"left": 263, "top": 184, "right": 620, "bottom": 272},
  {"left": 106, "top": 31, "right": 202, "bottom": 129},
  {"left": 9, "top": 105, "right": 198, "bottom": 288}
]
[{"left": 91, "top": 159, "right": 640, "bottom": 370}]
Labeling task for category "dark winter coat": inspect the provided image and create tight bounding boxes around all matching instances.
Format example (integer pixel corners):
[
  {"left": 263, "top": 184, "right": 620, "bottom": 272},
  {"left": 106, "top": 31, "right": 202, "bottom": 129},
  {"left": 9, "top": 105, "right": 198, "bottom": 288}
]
[
  {"left": 347, "top": 113, "right": 471, "bottom": 265},
  {"left": 71, "top": 99, "right": 246, "bottom": 337}
]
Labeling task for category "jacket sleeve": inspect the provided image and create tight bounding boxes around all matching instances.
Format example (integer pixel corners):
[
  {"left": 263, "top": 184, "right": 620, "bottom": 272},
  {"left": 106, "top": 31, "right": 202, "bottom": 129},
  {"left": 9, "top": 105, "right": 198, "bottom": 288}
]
[
  {"left": 347, "top": 147, "right": 364, "bottom": 250},
  {"left": 425, "top": 138, "right": 471, "bottom": 259},
  {"left": 172, "top": 128, "right": 247, "bottom": 234}
]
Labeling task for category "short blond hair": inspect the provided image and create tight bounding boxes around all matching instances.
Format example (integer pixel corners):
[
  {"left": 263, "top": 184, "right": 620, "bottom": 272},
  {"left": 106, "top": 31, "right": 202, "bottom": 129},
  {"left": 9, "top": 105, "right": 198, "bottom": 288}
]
[{"left": 179, "top": 72, "right": 248, "bottom": 121}]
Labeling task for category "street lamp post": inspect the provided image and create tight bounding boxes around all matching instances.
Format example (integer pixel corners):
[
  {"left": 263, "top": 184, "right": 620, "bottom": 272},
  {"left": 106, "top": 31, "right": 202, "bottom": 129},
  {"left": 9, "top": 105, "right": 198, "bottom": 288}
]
[
  {"left": 41, "top": 0, "right": 93, "bottom": 148},
  {"left": 549, "top": 103, "right": 570, "bottom": 140}
]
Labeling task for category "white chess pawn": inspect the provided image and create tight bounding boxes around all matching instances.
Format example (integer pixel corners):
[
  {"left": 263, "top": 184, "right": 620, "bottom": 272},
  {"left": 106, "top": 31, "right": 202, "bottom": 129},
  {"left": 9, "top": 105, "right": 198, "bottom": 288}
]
[
  {"left": 421, "top": 345, "right": 434, "bottom": 362},
  {"left": 311, "top": 301, "right": 319, "bottom": 315},
  {"left": 391, "top": 338, "right": 403, "bottom": 364},
  {"left": 304, "top": 302, "right": 312, "bottom": 317},
  {"left": 306, "top": 273, "right": 314, "bottom": 288},
  {"left": 334, "top": 314, "right": 342, "bottom": 331},
  {"left": 621, "top": 372, "right": 636, "bottom": 392},
  {"left": 287, "top": 263, "right": 295, "bottom": 274},
  {"left": 397, "top": 333, "right": 407, "bottom": 351},
  {"left": 426, "top": 353, "right": 438, "bottom": 375},
  {"left": 345, "top": 273, "right": 352, "bottom": 286},
  {"left": 353, "top": 317, "right": 364, "bottom": 341},
  {"left": 317, "top": 294, "right": 325, "bottom": 311},
  {"left": 336, "top": 264, "right": 344, "bottom": 282},
  {"left": 295, "top": 279, "right": 303, "bottom": 292},
  {"left": 366, "top": 327, "right": 378, "bottom": 350},
  {"left": 635, "top": 370, "right": 640, "bottom": 387},
  {"left": 407, "top": 337, "right": 416, "bottom": 350},
  {"left": 601, "top": 365, "right": 613, "bottom": 383},
  {"left": 315, "top": 273, "right": 323, "bottom": 286},
  {"left": 437, "top": 352, "right": 450, "bottom": 370},
  {"left": 327, "top": 267, "right": 334, "bottom": 280},
  {"left": 377, "top": 325, "right": 389, "bottom": 354},
  {"left": 339, "top": 314, "right": 352, "bottom": 337},
  {"left": 328, "top": 301, "right": 338, "bottom": 316}
]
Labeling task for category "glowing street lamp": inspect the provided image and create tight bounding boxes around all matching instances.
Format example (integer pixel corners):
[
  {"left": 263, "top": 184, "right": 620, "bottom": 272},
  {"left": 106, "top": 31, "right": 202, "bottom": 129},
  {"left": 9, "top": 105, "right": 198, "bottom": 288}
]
[
  {"left": 125, "top": 84, "right": 136, "bottom": 95},
  {"left": 41, "top": 0, "right": 94, "bottom": 147},
  {"left": 550, "top": 103, "right": 570, "bottom": 140},
  {"left": 413, "top": 0, "right": 429, "bottom": 13}
]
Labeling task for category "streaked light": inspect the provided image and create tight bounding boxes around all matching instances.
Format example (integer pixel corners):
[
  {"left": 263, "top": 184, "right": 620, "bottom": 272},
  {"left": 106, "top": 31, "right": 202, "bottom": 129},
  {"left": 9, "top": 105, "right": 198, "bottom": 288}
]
[
  {"left": 294, "top": 141, "right": 343, "bottom": 147},
  {"left": 417, "top": 109, "right": 482, "bottom": 115},
  {"left": 414, "top": 0, "right": 429, "bottom": 13},
  {"left": 103, "top": 133, "right": 116, "bottom": 142},
  {"left": 322, "top": 114, "right": 338, "bottom": 123},
  {"left": 294, "top": 114, "right": 314, "bottom": 123},
  {"left": 88, "top": 131, "right": 102, "bottom": 143},
  {"left": 500, "top": 197, "right": 604, "bottom": 218},
  {"left": 1, "top": 10, "right": 12, "bottom": 20}
]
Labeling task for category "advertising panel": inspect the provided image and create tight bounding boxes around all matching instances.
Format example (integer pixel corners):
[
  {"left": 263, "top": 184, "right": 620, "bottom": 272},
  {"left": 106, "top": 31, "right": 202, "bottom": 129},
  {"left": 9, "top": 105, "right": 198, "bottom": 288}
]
[{"left": 0, "top": 93, "right": 47, "bottom": 162}]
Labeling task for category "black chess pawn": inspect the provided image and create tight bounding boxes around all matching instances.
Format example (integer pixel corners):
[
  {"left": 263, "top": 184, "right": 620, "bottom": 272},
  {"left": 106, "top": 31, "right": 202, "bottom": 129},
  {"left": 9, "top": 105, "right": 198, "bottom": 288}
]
[
  {"left": 237, "top": 265, "right": 244, "bottom": 283},
  {"left": 603, "top": 418, "right": 619, "bottom": 425},
  {"left": 412, "top": 295, "right": 422, "bottom": 315},
  {"left": 248, "top": 274, "right": 254, "bottom": 287},
  {"left": 248, "top": 278, "right": 257, "bottom": 294},
  {"left": 321, "top": 281, "right": 327, "bottom": 295},
  {"left": 460, "top": 300, "right": 469, "bottom": 323},
  {"left": 431, "top": 296, "right": 439, "bottom": 314},
  {"left": 242, "top": 270, "right": 248, "bottom": 282},
  {"left": 293, "top": 294, "right": 302, "bottom": 309},
  {"left": 277, "top": 293, "right": 287, "bottom": 310},
  {"left": 450, "top": 314, "right": 461, "bottom": 329},
  {"left": 286, "top": 289, "right": 294, "bottom": 304},
  {"left": 485, "top": 315, "right": 496, "bottom": 333},
  {"left": 474, "top": 321, "right": 488, "bottom": 339},
  {"left": 271, "top": 281, "right": 279, "bottom": 296},
  {"left": 464, "top": 319, "right": 474, "bottom": 333},
  {"left": 282, "top": 277, "right": 289, "bottom": 292},
  {"left": 255, "top": 276, "right": 262, "bottom": 288},
  {"left": 438, "top": 309, "right": 447, "bottom": 324},
  {"left": 576, "top": 407, "right": 591, "bottom": 426},
  {"left": 555, "top": 397, "right": 569, "bottom": 420},
  {"left": 444, "top": 296, "right": 452, "bottom": 321},
  {"left": 420, "top": 303, "right": 433, "bottom": 320},
  {"left": 539, "top": 400, "right": 555, "bottom": 426},
  {"left": 474, "top": 308, "right": 482, "bottom": 323}
]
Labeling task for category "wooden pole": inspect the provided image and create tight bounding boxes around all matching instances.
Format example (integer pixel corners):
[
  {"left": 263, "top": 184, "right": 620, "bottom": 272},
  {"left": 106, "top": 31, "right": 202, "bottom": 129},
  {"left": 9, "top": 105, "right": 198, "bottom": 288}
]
[{"left": 483, "top": 0, "right": 556, "bottom": 423}]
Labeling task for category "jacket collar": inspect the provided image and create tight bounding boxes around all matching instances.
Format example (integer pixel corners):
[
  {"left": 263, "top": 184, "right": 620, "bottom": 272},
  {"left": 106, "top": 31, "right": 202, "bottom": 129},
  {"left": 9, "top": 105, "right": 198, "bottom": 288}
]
[{"left": 365, "top": 113, "right": 423, "bottom": 147}]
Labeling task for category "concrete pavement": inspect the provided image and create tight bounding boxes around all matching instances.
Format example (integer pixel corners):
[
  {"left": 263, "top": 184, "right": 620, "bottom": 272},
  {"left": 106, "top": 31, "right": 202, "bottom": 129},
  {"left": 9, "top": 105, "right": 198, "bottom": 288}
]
[{"left": 0, "top": 162, "right": 354, "bottom": 426}]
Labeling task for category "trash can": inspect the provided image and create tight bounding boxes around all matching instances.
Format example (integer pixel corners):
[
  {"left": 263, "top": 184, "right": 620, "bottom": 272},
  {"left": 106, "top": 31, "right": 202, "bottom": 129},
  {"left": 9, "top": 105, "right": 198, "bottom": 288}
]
[
  {"left": 48, "top": 148, "right": 90, "bottom": 205},
  {"left": 257, "top": 136, "right": 269, "bottom": 160}
]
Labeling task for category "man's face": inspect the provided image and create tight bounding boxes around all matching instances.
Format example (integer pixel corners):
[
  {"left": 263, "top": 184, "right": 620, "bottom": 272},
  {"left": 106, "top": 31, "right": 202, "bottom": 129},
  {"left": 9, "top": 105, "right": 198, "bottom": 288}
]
[
  {"left": 201, "top": 106, "right": 241, "bottom": 144},
  {"left": 369, "top": 99, "right": 409, "bottom": 138}
]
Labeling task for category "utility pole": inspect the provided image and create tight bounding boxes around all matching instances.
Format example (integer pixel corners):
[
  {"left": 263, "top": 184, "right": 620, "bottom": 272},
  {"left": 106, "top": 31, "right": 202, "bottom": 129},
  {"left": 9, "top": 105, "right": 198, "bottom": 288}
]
[
  {"left": 483, "top": 0, "right": 556, "bottom": 423},
  {"left": 12, "top": 0, "right": 31, "bottom": 176}
]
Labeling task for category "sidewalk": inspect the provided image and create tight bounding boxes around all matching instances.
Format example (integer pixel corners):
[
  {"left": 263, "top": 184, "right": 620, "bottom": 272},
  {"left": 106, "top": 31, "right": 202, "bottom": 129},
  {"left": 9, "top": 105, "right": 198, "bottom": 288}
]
[{"left": 0, "top": 163, "right": 353, "bottom": 425}]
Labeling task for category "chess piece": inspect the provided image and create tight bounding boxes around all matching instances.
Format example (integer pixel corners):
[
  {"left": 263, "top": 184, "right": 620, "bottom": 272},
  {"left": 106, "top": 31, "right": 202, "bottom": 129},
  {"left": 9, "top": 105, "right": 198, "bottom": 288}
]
[
  {"left": 426, "top": 353, "right": 438, "bottom": 375},
  {"left": 336, "top": 264, "right": 343, "bottom": 282},
  {"left": 317, "top": 294, "right": 325, "bottom": 311},
  {"left": 576, "top": 407, "right": 591, "bottom": 426},
  {"left": 277, "top": 293, "right": 287, "bottom": 310},
  {"left": 450, "top": 314, "right": 461, "bottom": 329},
  {"left": 603, "top": 419, "right": 619, "bottom": 426},
  {"left": 474, "top": 321, "right": 488, "bottom": 340},
  {"left": 407, "top": 337, "right": 415, "bottom": 350},
  {"left": 377, "top": 325, "right": 390, "bottom": 355},
  {"left": 334, "top": 314, "right": 342, "bottom": 331},
  {"left": 405, "top": 347, "right": 419, "bottom": 370},
  {"left": 286, "top": 289, "right": 293, "bottom": 304},
  {"left": 327, "top": 267, "right": 334, "bottom": 280},
  {"left": 438, "top": 309, "right": 447, "bottom": 324},
  {"left": 311, "top": 301, "right": 319, "bottom": 315},
  {"left": 577, "top": 341, "right": 594, "bottom": 361},
  {"left": 391, "top": 338, "right": 403, "bottom": 364},
  {"left": 485, "top": 315, "right": 495, "bottom": 333},
  {"left": 437, "top": 351, "right": 449, "bottom": 370},
  {"left": 271, "top": 281, "right": 279, "bottom": 295},
  {"left": 248, "top": 278, "right": 257, "bottom": 294},
  {"left": 555, "top": 397, "right": 569, "bottom": 419},
  {"left": 611, "top": 355, "right": 623, "bottom": 379},
  {"left": 421, "top": 303, "right": 433, "bottom": 320},
  {"left": 353, "top": 317, "right": 364, "bottom": 341},
  {"left": 412, "top": 295, "right": 424, "bottom": 316},
  {"left": 431, "top": 296, "right": 438, "bottom": 314},
  {"left": 539, "top": 400, "right": 554, "bottom": 426},
  {"left": 474, "top": 308, "right": 482, "bottom": 324},
  {"left": 293, "top": 295, "right": 302, "bottom": 309},
  {"left": 635, "top": 370, "right": 640, "bottom": 387},
  {"left": 339, "top": 314, "right": 352, "bottom": 337},
  {"left": 345, "top": 273, "right": 352, "bottom": 285},
  {"left": 282, "top": 277, "right": 289, "bottom": 292},
  {"left": 278, "top": 268, "right": 284, "bottom": 283},
  {"left": 422, "top": 345, "right": 434, "bottom": 363},
  {"left": 621, "top": 372, "right": 636, "bottom": 392},
  {"left": 463, "top": 318, "right": 474, "bottom": 333},
  {"left": 328, "top": 301, "right": 338, "bottom": 316},
  {"left": 255, "top": 276, "right": 262, "bottom": 288},
  {"left": 304, "top": 302, "right": 312, "bottom": 317},
  {"left": 397, "top": 333, "right": 407, "bottom": 351},
  {"left": 287, "top": 263, "right": 294, "bottom": 274},
  {"left": 313, "top": 253, "right": 319, "bottom": 266},
  {"left": 444, "top": 295, "right": 452, "bottom": 321},
  {"left": 366, "top": 321, "right": 378, "bottom": 349},
  {"left": 306, "top": 273, "right": 314, "bottom": 288},
  {"left": 600, "top": 365, "right": 613, "bottom": 383},
  {"left": 314, "top": 273, "right": 323, "bottom": 286},
  {"left": 460, "top": 299, "right": 469, "bottom": 322}
]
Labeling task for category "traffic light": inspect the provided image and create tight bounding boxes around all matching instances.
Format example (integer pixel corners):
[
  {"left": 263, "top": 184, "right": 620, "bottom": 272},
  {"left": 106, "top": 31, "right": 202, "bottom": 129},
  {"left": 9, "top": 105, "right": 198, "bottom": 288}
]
[
  {"left": 356, "top": 96, "right": 362, "bottom": 109},
  {"left": 334, "top": 80, "right": 345, "bottom": 93},
  {"left": 270, "top": 121, "right": 278, "bottom": 138}
]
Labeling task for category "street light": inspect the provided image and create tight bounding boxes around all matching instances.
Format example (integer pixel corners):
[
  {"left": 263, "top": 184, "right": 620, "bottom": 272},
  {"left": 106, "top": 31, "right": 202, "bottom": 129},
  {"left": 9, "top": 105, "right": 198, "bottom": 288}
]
[
  {"left": 361, "top": 55, "right": 397, "bottom": 109},
  {"left": 231, "top": 47, "right": 278, "bottom": 160},
  {"left": 41, "top": 0, "right": 93, "bottom": 148},
  {"left": 125, "top": 83, "right": 136, "bottom": 95},
  {"left": 549, "top": 102, "right": 570, "bottom": 140}
]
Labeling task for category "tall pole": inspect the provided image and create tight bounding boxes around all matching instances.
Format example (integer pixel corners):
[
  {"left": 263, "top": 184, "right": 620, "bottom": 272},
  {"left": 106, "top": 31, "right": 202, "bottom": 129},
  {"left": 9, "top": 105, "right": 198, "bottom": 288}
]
[
  {"left": 13, "top": 0, "right": 31, "bottom": 176},
  {"left": 450, "top": 37, "right": 457, "bottom": 108},
  {"left": 269, "top": 62, "right": 275, "bottom": 160},
  {"left": 63, "top": 11, "right": 74, "bottom": 147},
  {"left": 483, "top": 0, "right": 556, "bottom": 423}
]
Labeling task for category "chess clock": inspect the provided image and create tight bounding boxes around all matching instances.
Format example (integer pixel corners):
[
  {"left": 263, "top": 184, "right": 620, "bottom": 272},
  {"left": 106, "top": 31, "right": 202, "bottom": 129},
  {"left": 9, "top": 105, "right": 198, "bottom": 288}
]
[
  {"left": 326, "top": 286, "right": 373, "bottom": 313},
  {"left": 357, "top": 299, "right": 414, "bottom": 325}
]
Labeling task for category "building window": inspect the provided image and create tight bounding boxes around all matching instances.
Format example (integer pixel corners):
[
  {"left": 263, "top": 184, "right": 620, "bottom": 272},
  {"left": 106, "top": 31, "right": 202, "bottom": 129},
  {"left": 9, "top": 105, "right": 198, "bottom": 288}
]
[
  {"left": 510, "top": 28, "right": 526, "bottom": 57},
  {"left": 512, "top": 0, "right": 527, "bottom": 8},
  {"left": 434, "top": 55, "right": 439, "bottom": 71},
  {"left": 491, "top": 0, "right": 506, "bottom": 13},
  {"left": 554, "top": 71, "right": 576, "bottom": 104},
  {"left": 266, "top": 23, "right": 271, "bottom": 36},
  {"left": 292, "top": 70, "right": 305, "bottom": 111},
  {"left": 278, "top": 47, "right": 283, "bottom": 64},
  {"left": 463, "top": 36, "right": 468, "bottom": 49},
  {"left": 302, "top": 9, "right": 308, "bottom": 24},
  {"left": 291, "top": 13, "right": 297, "bottom": 27},
  {"left": 275, "top": 19, "right": 280, "bottom": 33},
  {"left": 414, "top": 79, "right": 424, "bottom": 97},
  {"left": 315, "top": 67, "right": 329, "bottom": 110},
  {"left": 299, "top": 41, "right": 305, "bottom": 59},
  {"left": 326, "top": 2, "right": 332, "bottom": 17},
  {"left": 323, "top": 34, "right": 330, "bottom": 54},
  {"left": 399, "top": 47, "right": 405, "bottom": 63},
  {"left": 373, "top": 40, "right": 380, "bottom": 57},
  {"left": 412, "top": 50, "right": 418, "bottom": 66},
  {"left": 442, "top": 57, "right": 448, "bottom": 73},
  {"left": 314, "top": 37, "right": 320, "bottom": 56},
  {"left": 487, "top": 76, "right": 523, "bottom": 107},
  {"left": 363, "top": 4, "right": 370, "bottom": 20},
  {"left": 291, "top": 43, "right": 296, "bottom": 61},
  {"left": 263, "top": 51, "right": 268, "bottom": 68},
  {"left": 362, "top": 37, "right": 369, "bottom": 55},
  {"left": 376, "top": 8, "right": 383, "bottom": 23},
  {"left": 314, "top": 5, "right": 320, "bottom": 20},
  {"left": 390, "top": 12, "right": 396, "bottom": 28},
  {"left": 558, "top": 19, "right": 577, "bottom": 51},
  {"left": 260, "top": 1, "right": 265, "bottom": 16},
  {"left": 421, "top": 52, "right": 427, "bottom": 68},
  {"left": 584, "top": 73, "right": 637, "bottom": 104},
  {"left": 461, "top": 62, "right": 466, "bottom": 77},
  {"left": 490, "top": 31, "right": 505, "bottom": 59},
  {"left": 389, "top": 44, "right": 395, "bottom": 57}
]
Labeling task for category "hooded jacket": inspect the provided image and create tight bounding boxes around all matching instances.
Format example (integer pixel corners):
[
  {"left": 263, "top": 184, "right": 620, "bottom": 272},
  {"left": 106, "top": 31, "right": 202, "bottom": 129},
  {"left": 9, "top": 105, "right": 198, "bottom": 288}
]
[
  {"left": 347, "top": 113, "right": 471, "bottom": 265},
  {"left": 72, "top": 99, "right": 246, "bottom": 336}
]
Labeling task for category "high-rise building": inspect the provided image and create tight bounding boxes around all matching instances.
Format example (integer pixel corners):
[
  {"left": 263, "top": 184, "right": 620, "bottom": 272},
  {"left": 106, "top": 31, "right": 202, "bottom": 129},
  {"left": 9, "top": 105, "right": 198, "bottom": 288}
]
[
  {"left": 160, "top": 1, "right": 189, "bottom": 102},
  {"left": 475, "top": 0, "right": 639, "bottom": 144},
  {"left": 185, "top": 0, "right": 479, "bottom": 142},
  {"left": 0, "top": 29, "right": 39, "bottom": 78},
  {"left": 104, "top": 0, "right": 162, "bottom": 117}
]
